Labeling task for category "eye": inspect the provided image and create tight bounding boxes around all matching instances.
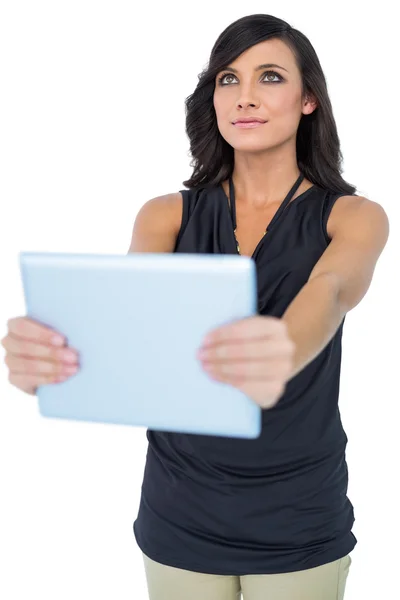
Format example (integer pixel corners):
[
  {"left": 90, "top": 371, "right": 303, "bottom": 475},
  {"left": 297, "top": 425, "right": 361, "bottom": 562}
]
[{"left": 217, "top": 70, "right": 283, "bottom": 86}]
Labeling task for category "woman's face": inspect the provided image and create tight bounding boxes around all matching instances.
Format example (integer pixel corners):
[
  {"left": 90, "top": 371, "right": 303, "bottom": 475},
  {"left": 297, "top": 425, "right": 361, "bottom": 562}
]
[{"left": 213, "top": 38, "right": 317, "bottom": 153}]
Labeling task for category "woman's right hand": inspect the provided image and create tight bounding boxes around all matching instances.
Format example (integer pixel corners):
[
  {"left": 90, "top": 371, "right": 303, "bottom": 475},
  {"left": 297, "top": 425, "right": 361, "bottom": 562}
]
[{"left": 1, "top": 316, "right": 80, "bottom": 396}]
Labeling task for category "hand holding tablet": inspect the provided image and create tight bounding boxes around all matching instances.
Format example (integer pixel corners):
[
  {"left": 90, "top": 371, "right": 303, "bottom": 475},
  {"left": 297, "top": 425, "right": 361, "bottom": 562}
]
[
  {"left": 16, "top": 251, "right": 261, "bottom": 439},
  {"left": 2, "top": 315, "right": 80, "bottom": 396}
]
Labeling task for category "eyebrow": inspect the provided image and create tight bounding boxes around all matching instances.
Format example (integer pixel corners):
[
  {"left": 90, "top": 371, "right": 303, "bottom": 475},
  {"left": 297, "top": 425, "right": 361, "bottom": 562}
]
[{"left": 221, "top": 63, "right": 289, "bottom": 74}]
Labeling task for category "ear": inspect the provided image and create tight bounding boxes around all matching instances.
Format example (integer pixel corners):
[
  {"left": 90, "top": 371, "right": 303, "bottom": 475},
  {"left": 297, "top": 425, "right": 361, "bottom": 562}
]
[{"left": 302, "top": 92, "right": 318, "bottom": 115}]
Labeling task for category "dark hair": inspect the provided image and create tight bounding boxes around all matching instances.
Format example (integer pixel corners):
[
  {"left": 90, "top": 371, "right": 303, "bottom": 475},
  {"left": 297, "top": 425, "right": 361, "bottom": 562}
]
[{"left": 182, "top": 14, "right": 357, "bottom": 195}]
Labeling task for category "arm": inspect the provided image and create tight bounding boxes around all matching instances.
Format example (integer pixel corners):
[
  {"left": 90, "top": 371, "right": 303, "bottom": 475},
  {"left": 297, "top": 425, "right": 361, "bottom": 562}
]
[
  {"left": 127, "top": 192, "right": 183, "bottom": 253},
  {"left": 281, "top": 196, "right": 390, "bottom": 381}
]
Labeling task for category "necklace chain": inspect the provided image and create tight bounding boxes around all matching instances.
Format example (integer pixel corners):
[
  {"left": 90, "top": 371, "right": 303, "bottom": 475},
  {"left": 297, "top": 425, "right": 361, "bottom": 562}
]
[
  {"left": 233, "top": 228, "right": 240, "bottom": 254},
  {"left": 230, "top": 172, "right": 306, "bottom": 256},
  {"left": 234, "top": 228, "right": 267, "bottom": 256}
]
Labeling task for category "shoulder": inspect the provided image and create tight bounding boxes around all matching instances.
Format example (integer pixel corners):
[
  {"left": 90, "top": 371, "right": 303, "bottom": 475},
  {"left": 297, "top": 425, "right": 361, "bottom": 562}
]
[
  {"left": 127, "top": 192, "right": 183, "bottom": 253},
  {"left": 326, "top": 193, "right": 389, "bottom": 240},
  {"left": 135, "top": 191, "right": 183, "bottom": 225}
]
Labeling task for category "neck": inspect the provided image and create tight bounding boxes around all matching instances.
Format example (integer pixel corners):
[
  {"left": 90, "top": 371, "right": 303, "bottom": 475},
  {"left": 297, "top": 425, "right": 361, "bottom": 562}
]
[{"left": 230, "top": 148, "right": 302, "bottom": 208}]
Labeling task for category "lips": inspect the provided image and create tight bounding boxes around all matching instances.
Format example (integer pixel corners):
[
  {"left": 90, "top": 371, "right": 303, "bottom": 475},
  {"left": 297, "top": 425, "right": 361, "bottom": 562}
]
[
  {"left": 233, "top": 120, "right": 267, "bottom": 129},
  {"left": 232, "top": 118, "right": 267, "bottom": 124}
]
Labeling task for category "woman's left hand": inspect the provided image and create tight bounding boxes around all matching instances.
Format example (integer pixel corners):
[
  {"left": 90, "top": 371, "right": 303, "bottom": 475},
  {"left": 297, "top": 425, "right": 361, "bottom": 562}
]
[{"left": 197, "top": 316, "right": 296, "bottom": 409}]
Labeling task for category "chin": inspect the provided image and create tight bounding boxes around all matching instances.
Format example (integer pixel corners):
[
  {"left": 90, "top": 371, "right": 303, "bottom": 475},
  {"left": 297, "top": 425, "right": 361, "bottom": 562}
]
[{"left": 227, "top": 138, "right": 273, "bottom": 153}]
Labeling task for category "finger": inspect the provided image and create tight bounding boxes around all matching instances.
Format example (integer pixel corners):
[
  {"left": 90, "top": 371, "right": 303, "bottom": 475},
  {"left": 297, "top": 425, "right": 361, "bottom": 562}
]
[
  {"left": 198, "top": 338, "right": 294, "bottom": 363},
  {"left": 4, "top": 354, "right": 78, "bottom": 378},
  {"left": 8, "top": 372, "right": 64, "bottom": 395},
  {"left": 6, "top": 316, "right": 66, "bottom": 347},
  {"left": 202, "top": 316, "right": 286, "bottom": 347},
  {"left": 206, "top": 370, "right": 285, "bottom": 402},
  {"left": 238, "top": 379, "right": 285, "bottom": 405},
  {"left": 203, "top": 357, "right": 291, "bottom": 382},
  {"left": 2, "top": 334, "right": 79, "bottom": 365}
]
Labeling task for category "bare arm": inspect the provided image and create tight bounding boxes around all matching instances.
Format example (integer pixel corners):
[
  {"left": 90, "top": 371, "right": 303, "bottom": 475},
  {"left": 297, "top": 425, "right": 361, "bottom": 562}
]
[
  {"left": 281, "top": 197, "right": 389, "bottom": 380},
  {"left": 127, "top": 192, "right": 183, "bottom": 254}
]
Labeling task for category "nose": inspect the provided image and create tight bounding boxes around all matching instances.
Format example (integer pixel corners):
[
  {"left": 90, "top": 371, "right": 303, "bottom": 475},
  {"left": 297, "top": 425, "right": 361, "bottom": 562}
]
[
  {"left": 237, "top": 100, "right": 259, "bottom": 109},
  {"left": 236, "top": 92, "right": 261, "bottom": 110}
]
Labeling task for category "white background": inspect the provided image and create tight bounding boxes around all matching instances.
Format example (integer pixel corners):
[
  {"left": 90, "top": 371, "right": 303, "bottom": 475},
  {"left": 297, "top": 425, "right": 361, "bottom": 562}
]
[{"left": 0, "top": 1, "right": 398, "bottom": 599}]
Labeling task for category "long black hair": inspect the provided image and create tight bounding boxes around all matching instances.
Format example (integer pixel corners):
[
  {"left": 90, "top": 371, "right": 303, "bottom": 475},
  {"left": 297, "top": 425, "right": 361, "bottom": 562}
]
[{"left": 182, "top": 14, "right": 357, "bottom": 195}]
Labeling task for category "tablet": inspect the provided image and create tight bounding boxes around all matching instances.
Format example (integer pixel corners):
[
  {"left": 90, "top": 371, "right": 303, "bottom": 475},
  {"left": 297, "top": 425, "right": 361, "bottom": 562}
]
[{"left": 19, "top": 251, "right": 261, "bottom": 439}]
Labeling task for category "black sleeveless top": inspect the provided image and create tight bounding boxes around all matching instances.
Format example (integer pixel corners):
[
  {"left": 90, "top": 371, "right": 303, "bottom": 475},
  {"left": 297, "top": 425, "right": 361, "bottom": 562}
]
[{"left": 133, "top": 175, "right": 357, "bottom": 575}]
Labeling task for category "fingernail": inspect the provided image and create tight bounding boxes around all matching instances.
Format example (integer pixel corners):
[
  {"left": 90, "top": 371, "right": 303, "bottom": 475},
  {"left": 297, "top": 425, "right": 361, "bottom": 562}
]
[
  {"left": 62, "top": 349, "right": 78, "bottom": 363},
  {"left": 52, "top": 335, "right": 65, "bottom": 346}
]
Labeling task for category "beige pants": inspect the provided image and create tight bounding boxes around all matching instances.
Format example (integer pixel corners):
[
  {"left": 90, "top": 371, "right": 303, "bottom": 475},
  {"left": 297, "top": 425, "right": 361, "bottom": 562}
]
[{"left": 142, "top": 551, "right": 352, "bottom": 600}]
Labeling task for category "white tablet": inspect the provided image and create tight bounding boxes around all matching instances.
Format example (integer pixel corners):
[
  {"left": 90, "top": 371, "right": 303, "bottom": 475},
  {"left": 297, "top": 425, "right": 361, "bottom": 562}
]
[{"left": 19, "top": 251, "right": 261, "bottom": 439}]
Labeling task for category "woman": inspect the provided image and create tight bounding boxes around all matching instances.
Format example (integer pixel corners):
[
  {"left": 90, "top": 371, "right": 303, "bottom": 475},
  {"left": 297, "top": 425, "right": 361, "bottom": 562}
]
[{"left": 2, "top": 13, "right": 389, "bottom": 600}]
